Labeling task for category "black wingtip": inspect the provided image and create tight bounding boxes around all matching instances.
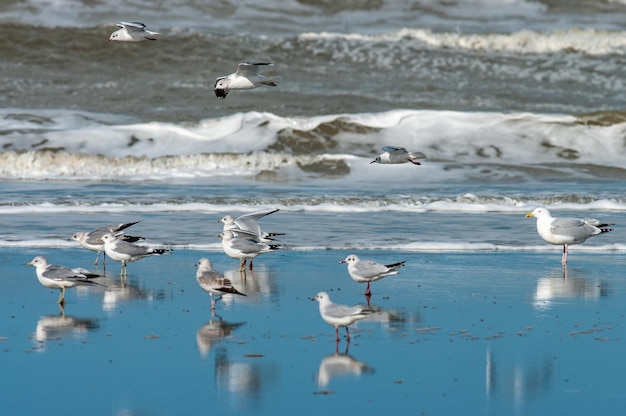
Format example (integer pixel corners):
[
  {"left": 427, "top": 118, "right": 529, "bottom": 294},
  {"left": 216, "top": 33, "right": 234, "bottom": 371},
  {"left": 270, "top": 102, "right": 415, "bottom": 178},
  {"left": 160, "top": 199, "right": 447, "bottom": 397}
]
[{"left": 214, "top": 89, "right": 228, "bottom": 99}]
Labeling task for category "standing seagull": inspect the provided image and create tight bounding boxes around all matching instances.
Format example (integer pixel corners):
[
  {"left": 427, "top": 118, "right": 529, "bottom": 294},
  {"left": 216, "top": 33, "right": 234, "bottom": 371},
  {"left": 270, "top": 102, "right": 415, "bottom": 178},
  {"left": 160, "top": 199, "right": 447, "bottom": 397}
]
[
  {"left": 218, "top": 208, "right": 283, "bottom": 243},
  {"left": 311, "top": 292, "right": 373, "bottom": 345},
  {"left": 340, "top": 254, "right": 405, "bottom": 297},
  {"left": 219, "top": 230, "right": 281, "bottom": 271},
  {"left": 525, "top": 207, "right": 614, "bottom": 265},
  {"left": 107, "top": 22, "right": 160, "bottom": 43},
  {"left": 100, "top": 233, "right": 171, "bottom": 276},
  {"left": 27, "top": 256, "right": 103, "bottom": 305},
  {"left": 213, "top": 62, "right": 282, "bottom": 99},
  {"left": 69, "top": 221, "right": 143, "bottom": 265},
  {"left": 371, "top": 146, "right": 428, "bottom": 165},
  {"left": 196, "top": 258, "right": 246, "bottom": 310}
]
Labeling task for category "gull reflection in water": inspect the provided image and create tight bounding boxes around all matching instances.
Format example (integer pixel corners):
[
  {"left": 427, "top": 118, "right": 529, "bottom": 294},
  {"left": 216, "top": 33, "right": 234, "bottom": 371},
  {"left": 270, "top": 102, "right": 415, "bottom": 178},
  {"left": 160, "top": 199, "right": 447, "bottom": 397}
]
[
  {"left": 533, "top": 268, "right": 609, "bottom": 310},
  {"left": 317, "top": 351, "right": 373, "bottom": 388},
  {"left": 196, "top": 314, "right": 246, "bottom": 357},
  {"left": 214, "top": 349, "right": 280, "bottom": 410},
  {"left": 224, "top": 267, "right": 278, "bottom": 303},
  {"left": 88, "top": 275, "right": 169, "bottom": 312},
  {"left": 33, "top": 309, "right": 99, "bottom": 349},
  {"left": 485, "top": 347, "right": 558, "bottom": 405},
  {"left": 361, "top": 305, "right": 417, "bottom": 334}
]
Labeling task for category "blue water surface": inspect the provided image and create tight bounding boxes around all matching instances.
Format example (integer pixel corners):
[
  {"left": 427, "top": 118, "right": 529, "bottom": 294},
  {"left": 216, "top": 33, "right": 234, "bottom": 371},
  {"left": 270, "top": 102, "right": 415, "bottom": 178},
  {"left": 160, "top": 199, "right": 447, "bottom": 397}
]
[{"left": 1, "top": 247, "right": 625, "bottom": 416}]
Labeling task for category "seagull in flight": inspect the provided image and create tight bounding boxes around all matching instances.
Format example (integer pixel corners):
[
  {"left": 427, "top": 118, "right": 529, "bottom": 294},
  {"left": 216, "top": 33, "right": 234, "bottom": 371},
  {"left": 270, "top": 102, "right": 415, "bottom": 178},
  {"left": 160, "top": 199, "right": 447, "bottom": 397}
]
[
  {"left": 107, "top": 22, "right": 160, "bottom": 43},
  {"left": 214, "top": 62, "right": 282, "bottom": 99},
  {"left": 371, "top": 146, "right": 428, "bottom": 165}
]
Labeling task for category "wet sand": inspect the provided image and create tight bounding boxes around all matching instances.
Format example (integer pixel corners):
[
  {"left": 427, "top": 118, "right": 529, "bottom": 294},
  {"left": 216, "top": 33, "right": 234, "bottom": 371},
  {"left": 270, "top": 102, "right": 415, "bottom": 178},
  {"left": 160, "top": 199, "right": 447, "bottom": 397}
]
[{"left": 1, "top": 247, "right": 625, "bottom": 415}]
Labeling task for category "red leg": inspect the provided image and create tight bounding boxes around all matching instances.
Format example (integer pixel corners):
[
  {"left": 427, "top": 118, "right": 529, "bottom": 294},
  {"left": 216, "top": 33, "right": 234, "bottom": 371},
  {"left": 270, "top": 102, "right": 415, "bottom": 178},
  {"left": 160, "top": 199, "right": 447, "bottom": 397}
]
[{"left": 364, "top": 282, "right": 372, "bottom": 296}]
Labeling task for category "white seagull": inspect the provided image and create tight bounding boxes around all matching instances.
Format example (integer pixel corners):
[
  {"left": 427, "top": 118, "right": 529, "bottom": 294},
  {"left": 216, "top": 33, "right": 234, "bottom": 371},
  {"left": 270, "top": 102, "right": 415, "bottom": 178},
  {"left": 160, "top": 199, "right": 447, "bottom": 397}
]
[
  {"left": 218, "top": 208, "right": 283, "bottom": 243},
  {"left": 100, "top": 233, "right": 171, "bottom": 276},
  {"left": 371, "top": 146, "right": 428, "bottom": 165},
  {"left": 214, "top": 62, "right": 282, "bottom": 99},
  {"left": 219, "top": 230, "right": 281, "bottom": 271},
  {"left": 525, "top": 207, "right": 614, "bottom": 265},
  {"left": 107, "top": 22, "right": 160, "bottom": 43},
  {"left": 69, "top": 221, "right": 143, "bottom": 265},
  {"left": 196, "top": 258, "right": 246, "bottom": 310},
  {"left": 27, "top": 256, "right": 103, "bottom": 305},
  {"left": 312, "top": 292, "right": 374, "bottom": 343},
  {"left": 340, "top": 254, "right": 405, "bottom": 297}
]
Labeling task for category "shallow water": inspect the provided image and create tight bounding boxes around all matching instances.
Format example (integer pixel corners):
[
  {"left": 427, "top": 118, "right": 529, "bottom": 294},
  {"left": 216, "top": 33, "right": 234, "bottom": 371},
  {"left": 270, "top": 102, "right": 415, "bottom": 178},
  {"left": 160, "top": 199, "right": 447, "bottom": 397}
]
[
  {"left": 2, "top": 1, "right": 626, "bottom": 414},
  {"left": 2, "top": 248, "right": 625, "bottom": 415}
]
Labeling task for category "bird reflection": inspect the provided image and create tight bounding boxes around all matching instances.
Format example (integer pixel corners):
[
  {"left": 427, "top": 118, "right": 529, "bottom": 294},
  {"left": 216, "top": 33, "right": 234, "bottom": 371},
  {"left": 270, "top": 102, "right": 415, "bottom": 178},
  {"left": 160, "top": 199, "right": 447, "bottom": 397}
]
[
  {"left": 360, "top": 305, "right": 416, "bottom": 334},
  {"left": 33, "top": 309, "right": 99, "bottom": 346},
  {"left": 196, "top": 314, "right": 246, "bottom": 357},
  {"left": 224, "top": 267, "right": 278, "bottom": 303},
  {"left": 533, "top": 268, "right": 609, "bottom": 310},
  {"left": 485, "top": 347, "right": 557, "bottom": 404},
  {"left": 316, "top": 351, "right": 373, "bottom": 388},
  {"left": 214, "top": 349, "right": 279, "bottom": 409},
  {"left": 89, "top": 275, "right": 169, "bottom": 312}
]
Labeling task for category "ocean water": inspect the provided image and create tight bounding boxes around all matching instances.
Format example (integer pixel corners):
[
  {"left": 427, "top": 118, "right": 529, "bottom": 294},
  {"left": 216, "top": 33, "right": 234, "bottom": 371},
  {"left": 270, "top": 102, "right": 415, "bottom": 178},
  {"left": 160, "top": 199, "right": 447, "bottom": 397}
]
[{"left": 1, "top": 0, "right": 626, "bottom": 414}]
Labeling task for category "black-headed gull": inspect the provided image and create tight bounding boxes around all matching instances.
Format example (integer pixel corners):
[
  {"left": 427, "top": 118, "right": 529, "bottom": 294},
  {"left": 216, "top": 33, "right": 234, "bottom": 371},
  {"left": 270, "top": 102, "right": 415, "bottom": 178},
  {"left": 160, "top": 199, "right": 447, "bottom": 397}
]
[
  {"left": 312, "top": 292, "right": 374, "bottom": 343},
  {"left": 196, "top": 258, "right": 246, "bottom": 310},
  {"left": 213, "top": 62, "right": 282, "bottom": 99},
  {"left": 218, "top": 208, "right": 283, "bottom": 243},
  {"left": 107, "top": 22, "right": 160, "bottom": 43},
  {"left": 27, "top": 256, "right": 103, "bottom": 305},
  {"left": 340, "top": 254, "right": 405, "bottom": 297},
  {"left": 525, "top": 207, "right": 614, "bottom": 265},
  {"left": 218, "top": 230, "right": 281, "bottom": 271},
  {"left": 100, "top": 233, "right": 171, "bottom": 276},
  {"left": 371, "top": 146, "right": 428, "bottom": 165},
  {"left": 69, "top": 221, "right": 143, "bottom": 265}
]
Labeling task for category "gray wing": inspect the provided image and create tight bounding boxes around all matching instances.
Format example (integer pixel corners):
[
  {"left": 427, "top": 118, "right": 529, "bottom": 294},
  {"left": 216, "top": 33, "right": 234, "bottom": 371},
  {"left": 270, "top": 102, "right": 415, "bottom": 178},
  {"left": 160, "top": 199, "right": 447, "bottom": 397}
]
[
  {"left": 197, "top": 269, "right": 224, "bottom": 281},
  {"left": 382, "top": 146, "right": 407, "bottom": 153},
  {"left": 235, "top": 209, "right": 279, "bottom": 234},
  {"left": 42, "top": 265, "right": 89, "bottom": 280},
  {"left": 229, "top": 228, "right": 263, "bottom": 242},
  {"left": 236, "top": 62, "right": 273, "bottom": 76},
  {"left": 353, "top": 260, "right": 389, "bottom": 278},
  {"left": 113, "top": 240, "right": 152, "bottom": 256},
  {"left": 551, "top": 217, "right": 595, "bottom": 238},
  {"left": 230, "top": 238, "right": 269, "bottom": 254},
  {"left": 119, "top": 21, "right": 147, "bottom": 31},
  {"left": 325, "top": 303, "right": 366, "bottom": 319},
  {"left": 86, "top": 221, "right": 139, "bottom": 244}
]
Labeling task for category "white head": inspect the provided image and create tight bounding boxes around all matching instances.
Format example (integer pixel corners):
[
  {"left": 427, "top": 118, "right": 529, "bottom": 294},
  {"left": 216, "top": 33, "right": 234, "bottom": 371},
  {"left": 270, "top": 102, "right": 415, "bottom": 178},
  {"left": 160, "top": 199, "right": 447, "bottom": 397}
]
[
  {"left": 27, "top": 256, "right": 48, "bottom": 269},
  {"left": 312, "top": 291, "right": 330, "bottom": 304},
  {"left": 525, "top": 207, "right": 551, "bottom": 220},
  {"left": 218, "top": 215, "right": 235, "bottom": 226},
  {"left": 219, "top": 230, "right": 235, "bottom": 241},
  {"left": 196, "top": 258, "right": 213, "bottom": 271},
  {"left": 107, "top": 30, "right": 123, "bottom": 43},
  {"left": 213, "top": 77, "right": 229, "bottom": 98},
  {"left": 340, "top": 254, "right": 360, "bottom": 265},
  {"left": 70, "top": 232, "right": 86, "bottom": 242},
  {"left": 99, "top": 233, "right": 117, "bottom": 244}
]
